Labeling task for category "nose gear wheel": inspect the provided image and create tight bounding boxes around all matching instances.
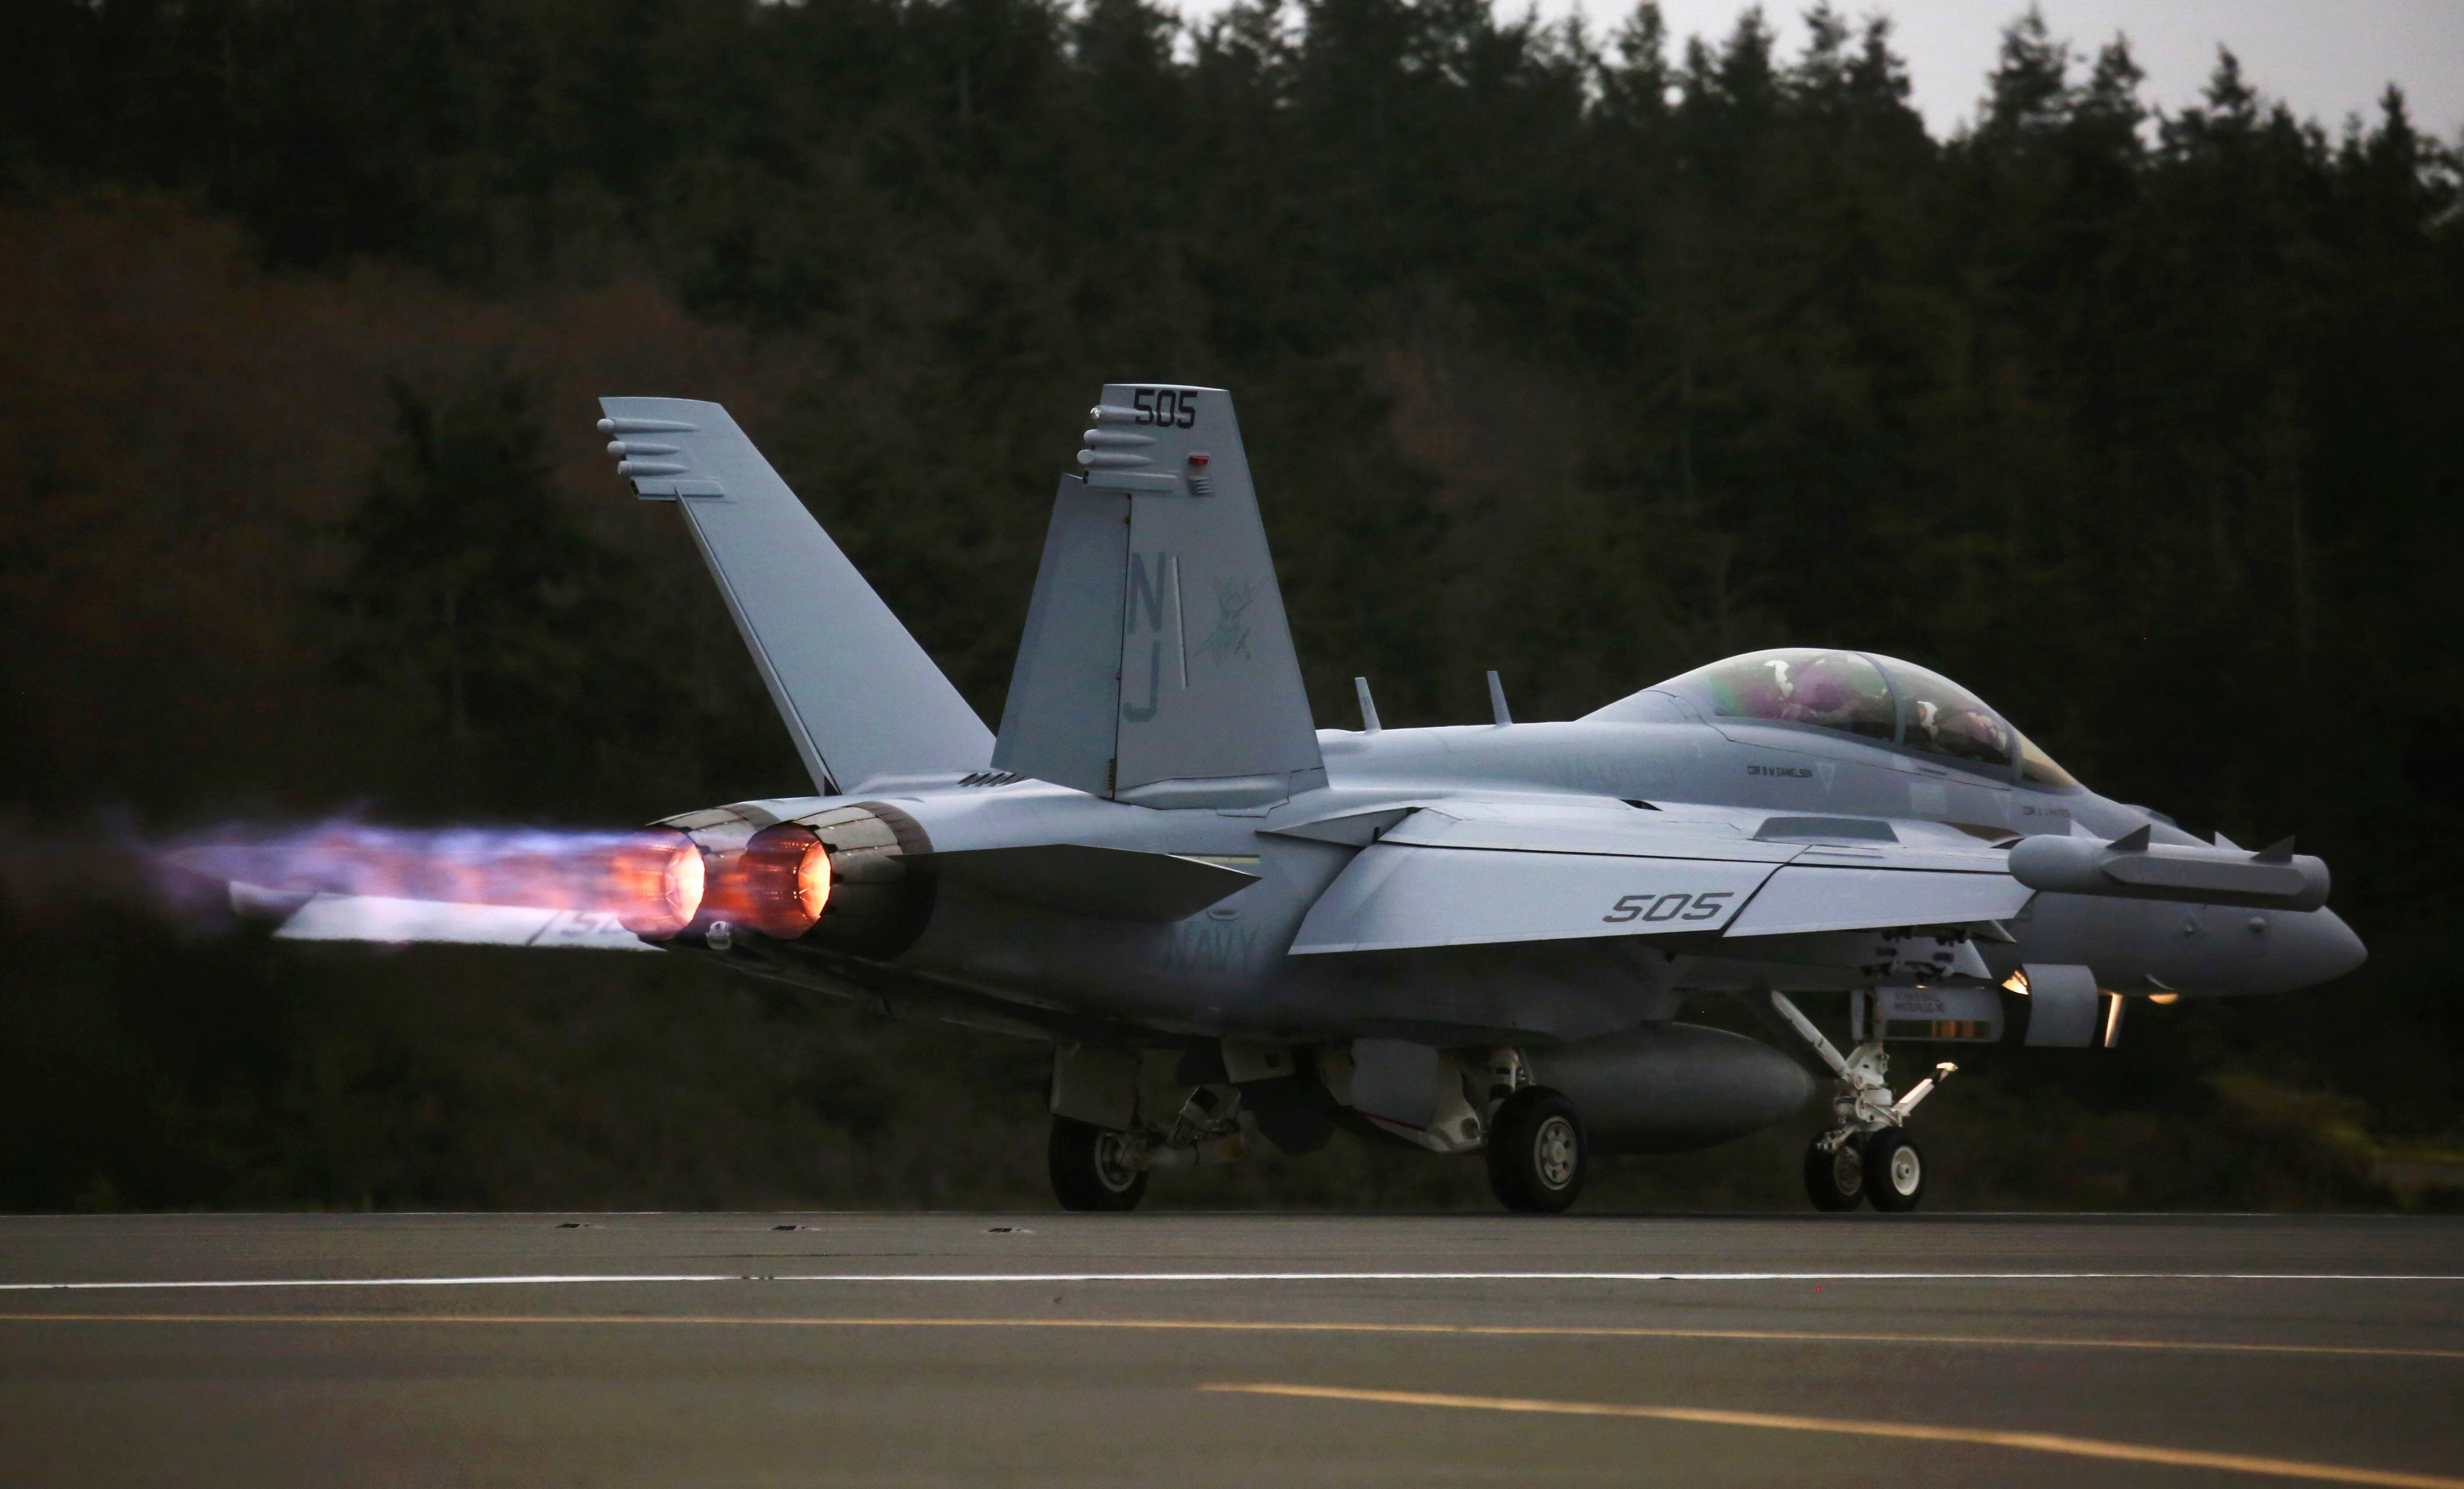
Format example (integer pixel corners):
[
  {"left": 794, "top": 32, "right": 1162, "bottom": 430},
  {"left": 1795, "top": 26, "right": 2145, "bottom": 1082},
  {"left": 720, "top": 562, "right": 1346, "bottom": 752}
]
[
  {"left": 1863, "top": 1129, "right": 1925, "bottom": 1212},
  {"left": 1804, "top": 1133, "right": 1865, "bottom": 1210}
]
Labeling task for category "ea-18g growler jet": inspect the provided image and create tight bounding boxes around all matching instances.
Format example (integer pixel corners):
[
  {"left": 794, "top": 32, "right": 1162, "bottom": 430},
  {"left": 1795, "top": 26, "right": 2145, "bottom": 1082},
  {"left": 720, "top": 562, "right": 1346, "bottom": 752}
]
[{"left": 231, "top": 384, "right": 2368, "bottom": 1213}]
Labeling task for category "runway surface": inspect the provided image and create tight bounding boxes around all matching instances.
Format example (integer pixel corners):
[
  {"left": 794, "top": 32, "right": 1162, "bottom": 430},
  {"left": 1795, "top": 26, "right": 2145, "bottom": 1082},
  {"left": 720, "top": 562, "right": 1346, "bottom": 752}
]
[{"left": 4, "top": 1211, "right": 2461, "bottom": 1487}]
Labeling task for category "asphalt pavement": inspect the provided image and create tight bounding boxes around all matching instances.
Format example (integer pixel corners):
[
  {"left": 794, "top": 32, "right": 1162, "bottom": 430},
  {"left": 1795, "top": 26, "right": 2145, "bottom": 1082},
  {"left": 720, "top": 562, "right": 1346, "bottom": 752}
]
[{"left": 4, "top": 1210, "right": 2461, "bottom": 1487}]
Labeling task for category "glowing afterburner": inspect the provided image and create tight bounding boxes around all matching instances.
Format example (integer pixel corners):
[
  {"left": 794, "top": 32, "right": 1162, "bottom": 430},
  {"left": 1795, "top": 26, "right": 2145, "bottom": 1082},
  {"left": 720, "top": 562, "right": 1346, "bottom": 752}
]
[
  {"left": 701, "top": 824, "right": 831, "bottom": 939},
  {"left": 162, "top": 822, "right": 707, "bottom": 939}
]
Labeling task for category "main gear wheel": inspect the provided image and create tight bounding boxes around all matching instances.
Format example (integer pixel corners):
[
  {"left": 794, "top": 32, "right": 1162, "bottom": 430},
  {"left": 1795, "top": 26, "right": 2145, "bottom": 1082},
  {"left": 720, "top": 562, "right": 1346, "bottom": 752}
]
[
  {"left": 1049, "top": 1116, "right": 1146, "bottom": 1212},
  {"left": 1485, "top": 1089, "right": 1587, "bottom": 1213}
]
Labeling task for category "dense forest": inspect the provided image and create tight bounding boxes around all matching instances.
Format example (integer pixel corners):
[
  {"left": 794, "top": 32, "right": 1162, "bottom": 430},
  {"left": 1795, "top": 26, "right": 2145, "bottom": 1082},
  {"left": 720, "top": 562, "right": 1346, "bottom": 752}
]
[{"left": 2, "top": 0, "right": 2458, "bottom": 1211}]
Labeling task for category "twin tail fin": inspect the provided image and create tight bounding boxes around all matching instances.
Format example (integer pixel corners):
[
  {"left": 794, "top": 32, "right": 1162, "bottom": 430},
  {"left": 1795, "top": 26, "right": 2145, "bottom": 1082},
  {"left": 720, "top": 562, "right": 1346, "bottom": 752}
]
[
  {"left": 993, "top": 384, "right": 1323, "bottom": 808},
  {"left": 598, "top": 397, "right": 993, "bottom": 795},
  {"left": 600, "top": 386, "right": 1319, "bottom": 809}
]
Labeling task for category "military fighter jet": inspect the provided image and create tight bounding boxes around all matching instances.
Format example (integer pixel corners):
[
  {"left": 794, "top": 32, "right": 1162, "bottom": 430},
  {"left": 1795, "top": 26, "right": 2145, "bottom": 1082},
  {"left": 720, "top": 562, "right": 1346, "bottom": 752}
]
[{"left": 216, "top": 384, "right": 2368, "bottom": 1213}]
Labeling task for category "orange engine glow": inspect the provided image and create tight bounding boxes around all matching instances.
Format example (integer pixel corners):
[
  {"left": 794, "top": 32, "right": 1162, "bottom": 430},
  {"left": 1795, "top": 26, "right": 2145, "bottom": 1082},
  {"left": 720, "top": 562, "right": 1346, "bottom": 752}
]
[
  {"left": 608, "top": 831, "right": 706, "bottom": 940},
  {"left": 714, "top": 824, "right": 830, "bottom": 939},
  {"left": 157, "top": 821, "right": 718, "bottom": 942}
]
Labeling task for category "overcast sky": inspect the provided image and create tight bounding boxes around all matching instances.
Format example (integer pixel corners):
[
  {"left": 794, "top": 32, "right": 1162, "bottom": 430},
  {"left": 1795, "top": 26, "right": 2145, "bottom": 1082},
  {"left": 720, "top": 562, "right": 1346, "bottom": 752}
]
[{"left": 1171, "top": 0, "right": 2464, "bottom": 140}]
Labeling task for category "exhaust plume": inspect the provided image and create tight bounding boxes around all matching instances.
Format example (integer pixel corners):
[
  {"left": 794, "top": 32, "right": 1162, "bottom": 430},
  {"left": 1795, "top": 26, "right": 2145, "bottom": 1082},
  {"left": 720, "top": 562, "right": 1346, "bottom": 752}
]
[{"left": 149, "top": 819, "right": 705, "bottom": 938}]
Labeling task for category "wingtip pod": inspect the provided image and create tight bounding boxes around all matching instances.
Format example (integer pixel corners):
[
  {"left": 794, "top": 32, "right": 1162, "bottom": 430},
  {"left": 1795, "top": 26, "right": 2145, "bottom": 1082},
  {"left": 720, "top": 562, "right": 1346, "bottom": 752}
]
[{"left": 2007, "top": 832, "right": 2330, "bottom": 912}]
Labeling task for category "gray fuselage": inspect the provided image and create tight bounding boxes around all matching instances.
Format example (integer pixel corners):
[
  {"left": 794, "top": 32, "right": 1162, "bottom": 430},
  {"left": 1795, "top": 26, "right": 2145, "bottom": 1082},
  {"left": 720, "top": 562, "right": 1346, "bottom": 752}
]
[{"left": 718, "top": 707, "right": 2364, "bottom": 1048}]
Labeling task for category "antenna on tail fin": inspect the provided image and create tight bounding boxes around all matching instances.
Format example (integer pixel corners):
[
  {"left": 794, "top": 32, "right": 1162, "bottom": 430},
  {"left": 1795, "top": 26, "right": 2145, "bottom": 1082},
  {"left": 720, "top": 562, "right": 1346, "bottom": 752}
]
[{"left": 993, "top": 384, "right": 1324, "bottom": 808}]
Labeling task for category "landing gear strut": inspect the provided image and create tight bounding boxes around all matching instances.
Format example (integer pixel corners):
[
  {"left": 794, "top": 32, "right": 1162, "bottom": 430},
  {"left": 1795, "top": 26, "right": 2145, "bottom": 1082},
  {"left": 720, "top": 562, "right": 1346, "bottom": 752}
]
[{"left": 1772, "top": 991, "right": 1953, "bottom": 1213}]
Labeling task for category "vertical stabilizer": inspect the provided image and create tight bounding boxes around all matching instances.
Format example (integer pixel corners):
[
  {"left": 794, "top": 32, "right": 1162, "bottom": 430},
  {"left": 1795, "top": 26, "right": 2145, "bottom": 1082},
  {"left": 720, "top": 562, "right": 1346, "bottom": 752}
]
[
  {"left": 599, "top": 397, "right": 993, "bottom": 794},
  {"left": 992, "top": 384, "right": 1323, "bottom": 808},
  {"left": 994, "top": 476, "right": 1128, "bottom": 796}
]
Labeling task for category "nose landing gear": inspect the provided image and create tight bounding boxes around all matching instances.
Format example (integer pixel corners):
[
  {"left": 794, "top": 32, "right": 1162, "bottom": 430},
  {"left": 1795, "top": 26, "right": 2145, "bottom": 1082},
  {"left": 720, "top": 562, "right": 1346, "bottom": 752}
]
[
  {"left": 1862, "top": 1128, "right": 1925, "bottom": 1212},
  {"left": 1804, "top": 1130, "right": 1865, "bottom": 1210},
  {"left": 1772, "top": 991, "right": 1953, "bottom": 1213}
]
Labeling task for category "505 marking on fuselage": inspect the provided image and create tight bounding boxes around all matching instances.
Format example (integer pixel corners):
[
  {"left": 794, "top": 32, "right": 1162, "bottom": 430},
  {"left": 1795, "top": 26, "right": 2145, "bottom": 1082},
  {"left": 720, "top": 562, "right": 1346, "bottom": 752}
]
[{"left": 1602, "top": 890, "right": 1734, "bottom": 924}]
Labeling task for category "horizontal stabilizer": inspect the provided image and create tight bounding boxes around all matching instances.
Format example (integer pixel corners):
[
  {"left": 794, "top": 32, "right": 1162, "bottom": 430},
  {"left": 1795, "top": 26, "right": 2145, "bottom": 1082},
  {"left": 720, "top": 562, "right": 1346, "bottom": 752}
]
[
  {"left": 270, "top": 892, "right": 659, "bottom": 952},
  {"left": 928, "top": 843, "right": 1258, "bottom": 920},
  {"left": 599, "top": 397, "right": 992, "bottom": 793}
]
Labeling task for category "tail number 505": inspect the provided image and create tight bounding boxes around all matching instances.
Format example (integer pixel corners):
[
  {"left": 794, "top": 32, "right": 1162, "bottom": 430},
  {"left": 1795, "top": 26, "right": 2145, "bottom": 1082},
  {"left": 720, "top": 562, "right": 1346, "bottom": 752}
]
[
  {"left": 1602, "top": 890, "right": 1732, "bottom": 924},
  {"left": 1132, "top": 387, "right": 1199, "bottom": 427}
]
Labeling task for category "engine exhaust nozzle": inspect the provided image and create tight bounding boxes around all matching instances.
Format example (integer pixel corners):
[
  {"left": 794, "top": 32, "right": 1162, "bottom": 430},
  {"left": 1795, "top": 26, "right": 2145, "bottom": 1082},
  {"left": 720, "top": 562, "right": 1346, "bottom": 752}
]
[
  {"left": 703, "top": 824, "right": 831, "bottom": 940},
  {"left": 608, "top": 829, "right": 707, "bottom": 940}
]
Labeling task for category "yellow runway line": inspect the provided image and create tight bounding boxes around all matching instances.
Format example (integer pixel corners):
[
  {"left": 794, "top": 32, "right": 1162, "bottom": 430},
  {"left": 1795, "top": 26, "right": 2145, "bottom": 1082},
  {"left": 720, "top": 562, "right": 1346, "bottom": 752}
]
[
  {"left": 0, "top": 1311, "right": 2459, "bottom": 1361},
  {"left": 1203, "top": 1382, "right": 2464, "bottom": 1489}
]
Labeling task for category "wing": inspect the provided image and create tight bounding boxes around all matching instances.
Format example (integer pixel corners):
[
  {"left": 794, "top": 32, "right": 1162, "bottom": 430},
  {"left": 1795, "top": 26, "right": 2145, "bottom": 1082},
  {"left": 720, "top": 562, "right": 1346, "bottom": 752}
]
[{"left": 1286, "top": 803, "right": 2029, "bottom": 956}]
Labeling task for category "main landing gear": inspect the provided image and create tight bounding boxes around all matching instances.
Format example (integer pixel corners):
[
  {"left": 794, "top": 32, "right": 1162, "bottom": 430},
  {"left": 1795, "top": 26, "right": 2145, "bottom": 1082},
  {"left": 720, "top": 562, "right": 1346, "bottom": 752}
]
[
  {"left": 1771, "top": 991, "right": 1952, "bottom": 1213},
  {"left": 1049, "top": 1116, "right": 1146, "bottom": 1212},
  {"left": 1486, "top": 1087, "right": 1587, "bottom": 1213},
  {"left": 1047, "top": 1079, "right": 1249, "bottom": 1213}
]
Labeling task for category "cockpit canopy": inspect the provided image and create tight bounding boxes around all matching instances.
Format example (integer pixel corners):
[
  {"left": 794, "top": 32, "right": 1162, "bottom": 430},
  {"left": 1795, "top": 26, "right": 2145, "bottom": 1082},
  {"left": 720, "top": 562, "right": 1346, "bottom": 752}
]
[{"left": 1596, "top": 648, "right": 2078, "bottom": 788}]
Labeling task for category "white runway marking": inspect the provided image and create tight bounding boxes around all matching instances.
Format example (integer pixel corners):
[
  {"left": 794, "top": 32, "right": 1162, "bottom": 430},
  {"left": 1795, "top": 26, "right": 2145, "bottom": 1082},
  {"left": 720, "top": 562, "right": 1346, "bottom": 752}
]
[
  {"left": 4, "top": 1270, "right": 2462, "bottom": 1292},
  {"left": 7, "top": 1311, "right": 2460, "bottom": 1361}
]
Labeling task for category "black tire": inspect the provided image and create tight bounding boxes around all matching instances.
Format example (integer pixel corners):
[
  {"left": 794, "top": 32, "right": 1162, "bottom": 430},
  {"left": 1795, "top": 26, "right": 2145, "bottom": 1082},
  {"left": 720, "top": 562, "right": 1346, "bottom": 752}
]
[
  {"left": 1048, "top": 1116, "right": 1147, "bottom": 1212},
  {"left": 1862, "top": 1129, "right": 1924, "bottom": 1212},
  {"left": 1485, "top": 1089, "right": 1587, "bottom": 1214},
  {"left": 1804, "top": 1134, "right": 1865, "bottom": 1211}
]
